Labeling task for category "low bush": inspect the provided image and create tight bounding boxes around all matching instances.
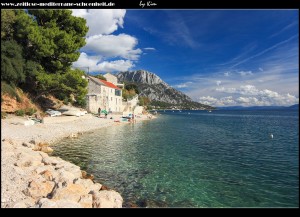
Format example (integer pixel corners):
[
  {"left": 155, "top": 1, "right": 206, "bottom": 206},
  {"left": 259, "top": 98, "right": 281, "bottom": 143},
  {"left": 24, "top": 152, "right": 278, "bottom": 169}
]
[
  {"left": 1, "top": 82, "right": 22, "bottom": 102},
  {"left": 1, "top": 112, "right": 7, "bottom": 119},
  {"left": 26, "top": 108, "right": 37, "bottom": 116},
  {"left": 15, "top": 109, "right": 25, "bottom": 116}
]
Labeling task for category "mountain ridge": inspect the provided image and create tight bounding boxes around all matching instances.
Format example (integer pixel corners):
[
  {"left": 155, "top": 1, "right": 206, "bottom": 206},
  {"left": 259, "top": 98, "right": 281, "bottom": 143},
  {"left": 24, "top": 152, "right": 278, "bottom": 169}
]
[
  {"left": 217, "top": 104, "right": 299, "bottom": 110},
  {"left": 116, "top": 70, "right": 213, "bottom": 110}
]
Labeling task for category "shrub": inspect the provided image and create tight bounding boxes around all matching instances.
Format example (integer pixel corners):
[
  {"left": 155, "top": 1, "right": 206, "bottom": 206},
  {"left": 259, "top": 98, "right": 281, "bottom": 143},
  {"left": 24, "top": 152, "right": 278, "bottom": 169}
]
[
  {"left": 15, "top": 109, "right": 25, "bottom": 116},
  {"left": 74, "top": 97, "right": 86, "bottom": 108},
  {"left": 1, "top": 112, "right": 7, "bottom": 119},
  {"left": 94, "top": 74, "right": 107, "bottom": 81},
  {"left": 63, "top": 97, "right": 70, "bottom": 105},
  {"left": 26, "top": 108, "right": 37, "bottom": 116},
  {"left": 1, "top": 81, "right": 21, "bottom": 102}
]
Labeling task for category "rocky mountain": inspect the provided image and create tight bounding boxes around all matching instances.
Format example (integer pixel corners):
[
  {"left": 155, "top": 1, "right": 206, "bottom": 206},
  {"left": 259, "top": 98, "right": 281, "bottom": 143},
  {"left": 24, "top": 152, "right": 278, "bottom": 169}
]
[
  {"left": 288, "top": 104, "right": 299, "bottom": 110},
  {"left": 116, "top": 70, "right": 213, "bottom": 110}
]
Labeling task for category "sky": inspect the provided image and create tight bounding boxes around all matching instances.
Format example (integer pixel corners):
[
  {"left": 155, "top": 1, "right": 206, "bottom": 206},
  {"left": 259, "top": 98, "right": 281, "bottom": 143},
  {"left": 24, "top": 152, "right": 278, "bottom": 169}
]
[{"left": 72, "top": 9, "right": 299, "bottom": 107}]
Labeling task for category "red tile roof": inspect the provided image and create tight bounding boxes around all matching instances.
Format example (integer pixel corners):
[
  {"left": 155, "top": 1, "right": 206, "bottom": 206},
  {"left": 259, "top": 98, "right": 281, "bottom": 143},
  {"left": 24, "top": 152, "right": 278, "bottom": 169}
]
[{"left": 98, "top": 79, "right": 121, "bottom": 90}]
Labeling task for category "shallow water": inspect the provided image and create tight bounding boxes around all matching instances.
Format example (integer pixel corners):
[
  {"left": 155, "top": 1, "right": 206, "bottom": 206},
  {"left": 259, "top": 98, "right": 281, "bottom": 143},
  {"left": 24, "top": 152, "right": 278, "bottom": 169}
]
[{"left": 53, "top": 110, "right": 299, "bottom": 207}]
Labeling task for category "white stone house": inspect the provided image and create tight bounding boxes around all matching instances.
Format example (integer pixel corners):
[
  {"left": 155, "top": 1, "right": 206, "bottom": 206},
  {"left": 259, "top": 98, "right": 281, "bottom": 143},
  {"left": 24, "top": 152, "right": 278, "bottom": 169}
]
[
  {"left": 102, "top": 73, "right": 142, "bottom": 116},
  {"left": 86, "top": 76, "right": 122, "bottom": 114}
]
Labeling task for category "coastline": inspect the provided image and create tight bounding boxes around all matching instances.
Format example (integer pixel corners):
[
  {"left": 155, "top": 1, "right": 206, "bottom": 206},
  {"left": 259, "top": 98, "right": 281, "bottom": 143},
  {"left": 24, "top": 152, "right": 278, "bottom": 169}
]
[{"left": 1, "top": 113, "right": 156, "bottom": 208}]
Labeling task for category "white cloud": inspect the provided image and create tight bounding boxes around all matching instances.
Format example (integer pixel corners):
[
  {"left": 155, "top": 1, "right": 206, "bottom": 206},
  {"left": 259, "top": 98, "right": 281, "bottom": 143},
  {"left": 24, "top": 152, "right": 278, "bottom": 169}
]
[
  {"left": 236, "top": 96, "right": 260, "bottom": 105},
  {"left": 83, "top": 34, "right": 142, "bottom": 60},
  {"left": 200, "top": 94, "right": 298, "bottom": 107},
  {"left": 73, "top": 52, "right": 134, "bottom": 73},
  {"left": 71, "top": 9, "right": 144, "bottom": 72},
  {"left": 73, "top": 52, "right": 101, "bottom": 72},
  {"left": 216, "top": 80, "right": 222, "bottom": 86},
  {"left": 198, "top": 96, "right": 218, "bottom": 105},
  {"left": 259, "top": 67, "right": 264, "bottom": 72},
  {"left": 174, "top": 84, "right": 188, "bottom": 88},
  {"left": 144, "top": 47, "right": 156, "bottom": 51},
  {"left": 238, "top": 70, "right": 253, "bottom": 76},
  {"left": 216, "top": 85, "right": 259, "bottom": 95},
  {"left": 96, "top": 60, "right": 134, "bottom": 72},
  {"left": 224, "top": 72, "right": 230, "bottom": 77},
  {"left": 200, "top": 84, "right": 299, "bottom": 107},
  {"left": 173, "top": 82, "right": 193, "bottom": 89},
  {"left": 71, "top": 9, "right": 126, "bottom": 36},
  {"left": 199, "top": 96, "right": 237, "bottom": 106}
]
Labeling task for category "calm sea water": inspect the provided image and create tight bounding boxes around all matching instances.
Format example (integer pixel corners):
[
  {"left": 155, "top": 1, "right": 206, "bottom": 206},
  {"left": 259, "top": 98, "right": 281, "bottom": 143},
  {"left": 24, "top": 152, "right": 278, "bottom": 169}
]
[{"left": 52, "top": 110, "right": 299, "bottom": 207}]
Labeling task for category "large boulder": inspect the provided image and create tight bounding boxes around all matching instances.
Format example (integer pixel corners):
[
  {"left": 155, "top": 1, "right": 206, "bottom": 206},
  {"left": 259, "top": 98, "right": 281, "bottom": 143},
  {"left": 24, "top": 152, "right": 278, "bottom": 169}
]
[
  {"left": 55, "top": 199, "right": 83, "bottom": 208},
  {"left": 51, "top": 183, "right": 89, "bottom": 202},
  {"left": 54, "top": 169, "right": 77, "bottom": 184},
  {"left": 12, "top": 198, "right": 36, "bottom": 208},
  {"left": 23, "top": 180, "right": 55, "bottom": 199},
  {"left": 78, "top": 194, "right": 93, "bottom": 208},
  {"left": 14, "top": 151, "right": 43, "bottom": 167},
  {"left": 92, "top": 190, "right": 123, "bottom": 208},
  {"left": 74, "top": 178, "right": 102, "bottom": 194},
  {"left": 38, "top": 198, "right": 58, "bottom": 208}
]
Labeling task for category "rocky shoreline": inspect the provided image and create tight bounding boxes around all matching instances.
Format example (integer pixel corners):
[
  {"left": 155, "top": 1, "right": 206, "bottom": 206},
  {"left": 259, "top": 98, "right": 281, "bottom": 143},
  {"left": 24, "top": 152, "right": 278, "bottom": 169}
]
[
  {"left": 1, "top": 138, "right": 123, "bottom": 208},
  {"left": 1, "top": 114, "right": 155, "bottom": 208}
]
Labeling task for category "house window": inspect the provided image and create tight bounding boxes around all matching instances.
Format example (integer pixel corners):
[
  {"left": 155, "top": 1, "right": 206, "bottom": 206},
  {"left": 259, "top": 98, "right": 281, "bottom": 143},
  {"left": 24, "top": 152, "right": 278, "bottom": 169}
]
[
  {"left": 111, "top": 97, "right": 113, "bottom": 101},
  {"left": 116, "top": 98, "right": 117, "bottom": 104},
  {"left": 115, "top": 89, "right": 121, "bottom": 96}
]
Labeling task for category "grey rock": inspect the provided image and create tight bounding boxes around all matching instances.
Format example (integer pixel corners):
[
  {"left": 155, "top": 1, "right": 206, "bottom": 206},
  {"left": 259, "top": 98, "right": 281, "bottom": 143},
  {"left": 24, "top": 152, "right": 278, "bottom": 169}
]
[
  {"left": 38, "top": 198, "right": 58, "bottom": 208},
  {"left": 117, "top": 70, "right": 212, "bottom": 109},
  {"left": 13, "top": 198, "right": 36, "bottom": 208},
  {"left": 55, "top": 199, "right": 83, "bottom": 208},
  {"left": 22, "top": 142, "right": 34, "bottom": 148}
]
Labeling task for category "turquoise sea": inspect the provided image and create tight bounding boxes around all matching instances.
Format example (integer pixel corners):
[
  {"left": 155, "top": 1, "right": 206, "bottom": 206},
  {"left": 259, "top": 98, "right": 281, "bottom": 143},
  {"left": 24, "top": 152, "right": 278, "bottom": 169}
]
[{"left": 52, "top": 110, "right": 299, "bottom": 207}]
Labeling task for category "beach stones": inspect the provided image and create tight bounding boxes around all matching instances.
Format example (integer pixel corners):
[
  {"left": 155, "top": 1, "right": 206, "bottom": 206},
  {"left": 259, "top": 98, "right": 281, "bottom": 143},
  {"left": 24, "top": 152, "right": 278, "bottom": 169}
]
[
  {"left": 51, "top": 183, "right": 88, "bottom": 202},
  {"left": 92, "top": 190, "right": 123, "bottom": 208},
  {"left": 23, "top": 180, "right": 55, "bottom": 199},
  {"left": 2, "top": 137, "right": 124, "bottom": 208}
]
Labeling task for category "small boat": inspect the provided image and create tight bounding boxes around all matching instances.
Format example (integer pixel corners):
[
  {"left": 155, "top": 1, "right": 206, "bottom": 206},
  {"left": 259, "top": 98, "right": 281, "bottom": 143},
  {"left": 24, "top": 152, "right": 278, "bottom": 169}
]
[
  {"left": 208, "top": 110, "right": 212, "bottom": 113},
  {"left": 62, "top": 110, "right": 82, "bottom": 117},
  {"left": 46, "top": 109, "right": 62, "bottom": 117}
]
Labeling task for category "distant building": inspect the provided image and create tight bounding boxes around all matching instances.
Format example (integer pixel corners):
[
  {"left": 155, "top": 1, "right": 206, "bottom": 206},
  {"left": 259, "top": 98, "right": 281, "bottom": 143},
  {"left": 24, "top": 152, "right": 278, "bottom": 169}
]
[{"left": 86, "top": 76, "right": 122, "bottom": 114}]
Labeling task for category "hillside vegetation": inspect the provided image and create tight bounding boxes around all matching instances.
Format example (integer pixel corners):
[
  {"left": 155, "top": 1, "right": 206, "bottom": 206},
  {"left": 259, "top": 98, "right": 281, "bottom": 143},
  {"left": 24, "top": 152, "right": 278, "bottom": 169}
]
[{"left": 1, "top": 9, "right": 89, "bottom": 117}]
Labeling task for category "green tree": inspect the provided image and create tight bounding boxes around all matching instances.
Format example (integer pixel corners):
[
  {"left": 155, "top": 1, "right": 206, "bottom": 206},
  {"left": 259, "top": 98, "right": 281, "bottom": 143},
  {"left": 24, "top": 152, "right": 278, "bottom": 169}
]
[
  {"left": 122, "top": 88, "right": 137, "bottom": 101},
  {"left": 94, "top": 74, "right": 107, "bottom": 81},
  {"left": 1, "top": 9, "right": 89, "bottom": 108},
  {"left": 1, "top": 10, "right": 16, "bottom": 40},
  {"left": 61, "top": 69, "right": 88, "bottom": 107},
  {"left": 139, "top": 96, "right": 150, "bottom": 106},
  {"left": 33, "top": 68, "right": 87, "bottom": 106},
  {"left": 15, "top": 9, "right": 88, "bottom": 74},
  {"left": 1, "top": 40, "right": 25, "bottom": 85},
  {"left": 125, "top": 83, "right": 139, "bottom": 94}
]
